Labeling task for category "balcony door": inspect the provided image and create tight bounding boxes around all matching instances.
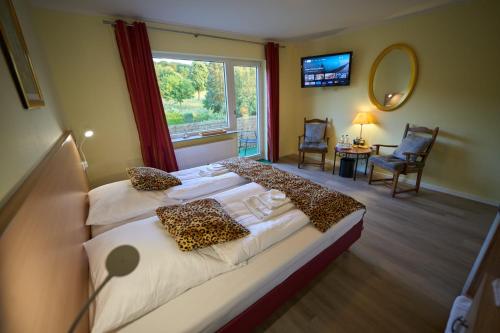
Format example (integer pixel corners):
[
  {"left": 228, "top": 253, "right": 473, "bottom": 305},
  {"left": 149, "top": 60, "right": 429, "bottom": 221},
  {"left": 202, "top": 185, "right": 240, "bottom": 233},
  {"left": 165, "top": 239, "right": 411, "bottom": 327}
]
[{"left": 232, "top": 62, "right": 263, "bottom": 158}]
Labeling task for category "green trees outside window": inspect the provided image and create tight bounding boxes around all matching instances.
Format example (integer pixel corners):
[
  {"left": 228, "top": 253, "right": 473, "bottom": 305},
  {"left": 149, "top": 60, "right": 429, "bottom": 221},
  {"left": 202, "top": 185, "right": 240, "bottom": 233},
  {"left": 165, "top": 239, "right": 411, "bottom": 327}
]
[{"left": 153, "top": 57, "right": 259, "bottom": 144}]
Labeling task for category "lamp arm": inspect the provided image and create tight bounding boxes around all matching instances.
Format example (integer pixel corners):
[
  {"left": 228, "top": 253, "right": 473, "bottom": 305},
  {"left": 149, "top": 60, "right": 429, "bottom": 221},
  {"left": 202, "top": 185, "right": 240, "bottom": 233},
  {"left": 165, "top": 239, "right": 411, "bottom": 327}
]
[
  {"left": 360, "top": 124, "right": 364, "bottom": 139},
  {"left": 79, "top": 137, "right": 88, "bottom": 167},
  {"left": 68, "top": 274, "right": 112, "bottom": 333}
]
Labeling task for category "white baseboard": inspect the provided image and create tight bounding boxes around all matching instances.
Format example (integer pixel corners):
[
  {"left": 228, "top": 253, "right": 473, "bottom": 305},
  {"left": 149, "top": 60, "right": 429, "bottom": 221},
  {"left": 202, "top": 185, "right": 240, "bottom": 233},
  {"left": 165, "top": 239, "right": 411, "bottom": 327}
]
[
  {"left": 286, "top": 154, "right": 499, "bottom": 207},
  {"left": 371, "top": 170, "right": 498, "bottom": 207},
  {"left": 411, "top": 179, "right": 497, "bottom": 207}
]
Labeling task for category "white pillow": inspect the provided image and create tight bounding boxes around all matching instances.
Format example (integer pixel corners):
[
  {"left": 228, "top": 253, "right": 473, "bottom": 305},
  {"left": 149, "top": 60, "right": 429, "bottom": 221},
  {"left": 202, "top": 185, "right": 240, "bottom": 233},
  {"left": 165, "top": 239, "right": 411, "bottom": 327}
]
[
  {"left": 86, "top": 180, "right": 179, "bottom": 226},
  {"left": 84, "top": 217, "right": 238, "bottom": 333}
]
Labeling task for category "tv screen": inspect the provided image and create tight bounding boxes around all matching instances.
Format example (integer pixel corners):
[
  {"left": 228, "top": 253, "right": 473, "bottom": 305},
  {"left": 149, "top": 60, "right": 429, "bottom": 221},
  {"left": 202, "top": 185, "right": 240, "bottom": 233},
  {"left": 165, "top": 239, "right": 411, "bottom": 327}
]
[{"left": 301, "top": 51, "right": 352, "bottom": 88}]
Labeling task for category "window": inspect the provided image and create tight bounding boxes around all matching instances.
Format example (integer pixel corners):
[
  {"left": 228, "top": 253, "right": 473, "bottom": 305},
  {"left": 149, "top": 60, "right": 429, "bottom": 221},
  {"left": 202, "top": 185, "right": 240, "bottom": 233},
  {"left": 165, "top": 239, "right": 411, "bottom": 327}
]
[
  {"left": 153, "top": 57, "right": 228, "bottom": 139},
  {"left": 153, "top": 54, "right": 264, "bottom": 158}
]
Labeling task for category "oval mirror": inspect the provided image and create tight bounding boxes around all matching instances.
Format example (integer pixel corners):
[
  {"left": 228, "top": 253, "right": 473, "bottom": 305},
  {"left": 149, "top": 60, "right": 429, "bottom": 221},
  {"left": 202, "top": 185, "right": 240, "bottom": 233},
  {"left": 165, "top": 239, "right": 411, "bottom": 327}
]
[{"left": 368, "top": 43, "right": 418, "bottom": 111}]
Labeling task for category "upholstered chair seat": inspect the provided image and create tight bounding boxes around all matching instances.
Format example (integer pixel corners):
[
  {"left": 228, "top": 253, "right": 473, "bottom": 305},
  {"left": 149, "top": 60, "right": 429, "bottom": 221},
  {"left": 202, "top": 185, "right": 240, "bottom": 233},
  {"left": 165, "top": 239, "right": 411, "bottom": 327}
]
[
  {"left": 369, "top": 154, "right": 425, "bottom": 171},
  {"left": 299, "top": 141, "right": 328, "bottom": 152}
]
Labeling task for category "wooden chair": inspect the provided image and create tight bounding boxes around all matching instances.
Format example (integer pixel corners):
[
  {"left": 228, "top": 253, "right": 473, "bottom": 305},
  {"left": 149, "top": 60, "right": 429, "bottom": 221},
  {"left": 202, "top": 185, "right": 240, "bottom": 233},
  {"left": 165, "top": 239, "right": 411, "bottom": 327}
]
[
  {"left": 368, "top": 123, "right": 439, "bottom": 197},
  {"left": 298, "top": 118, "right": 329, "bottom": 170}
]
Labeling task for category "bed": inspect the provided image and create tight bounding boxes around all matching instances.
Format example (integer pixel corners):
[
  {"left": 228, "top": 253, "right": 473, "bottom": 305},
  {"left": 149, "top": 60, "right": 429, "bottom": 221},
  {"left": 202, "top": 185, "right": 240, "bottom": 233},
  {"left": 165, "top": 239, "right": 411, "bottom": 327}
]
[{"left": 0, "top": 132, "right": 365, "bottom": 333}]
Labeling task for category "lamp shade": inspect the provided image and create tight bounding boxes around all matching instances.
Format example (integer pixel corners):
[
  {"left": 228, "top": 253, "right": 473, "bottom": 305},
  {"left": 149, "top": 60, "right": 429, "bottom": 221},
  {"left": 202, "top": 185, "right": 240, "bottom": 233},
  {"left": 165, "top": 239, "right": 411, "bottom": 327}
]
[{"left": 353, "top": 112, "right": 374, "bottom": 125}]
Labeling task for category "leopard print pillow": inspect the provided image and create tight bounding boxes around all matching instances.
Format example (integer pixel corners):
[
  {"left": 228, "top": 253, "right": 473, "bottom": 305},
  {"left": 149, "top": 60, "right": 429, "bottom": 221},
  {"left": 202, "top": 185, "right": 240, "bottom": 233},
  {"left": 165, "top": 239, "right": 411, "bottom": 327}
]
[
  {"left": 127, "top": 167, "right": 182, "bottom": 191},
  {"left": 156, "top": 198, "right": 249, "bottom": 251}
]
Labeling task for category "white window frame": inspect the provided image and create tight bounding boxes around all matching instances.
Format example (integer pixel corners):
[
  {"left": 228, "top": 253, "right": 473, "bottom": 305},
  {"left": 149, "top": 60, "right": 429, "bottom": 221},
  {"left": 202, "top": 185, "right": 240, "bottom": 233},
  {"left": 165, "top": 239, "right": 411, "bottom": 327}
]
[{"left": 152, "top": 52, "right": 265, "bottom": 159}]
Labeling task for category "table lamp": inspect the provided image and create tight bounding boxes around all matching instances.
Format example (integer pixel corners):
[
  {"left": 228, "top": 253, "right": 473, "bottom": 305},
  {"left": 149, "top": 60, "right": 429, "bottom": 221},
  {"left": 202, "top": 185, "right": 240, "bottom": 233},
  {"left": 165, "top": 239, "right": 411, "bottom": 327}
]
[{"left": 352, "top": 112, "right": 374, "bottom": 146}]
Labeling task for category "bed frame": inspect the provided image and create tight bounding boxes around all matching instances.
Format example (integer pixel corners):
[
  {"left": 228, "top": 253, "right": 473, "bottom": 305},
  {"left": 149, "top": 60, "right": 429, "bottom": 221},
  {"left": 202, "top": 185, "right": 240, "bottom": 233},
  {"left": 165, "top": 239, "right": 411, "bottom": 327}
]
[
  {"left": 218, "top": 220, "right": 363, "bottom": 332},
  {"left": 0, "top": 132, "right": 363, "bottom": 333},
  {"left": 0, "top": 132, "right": 90, "bottom": 333}
]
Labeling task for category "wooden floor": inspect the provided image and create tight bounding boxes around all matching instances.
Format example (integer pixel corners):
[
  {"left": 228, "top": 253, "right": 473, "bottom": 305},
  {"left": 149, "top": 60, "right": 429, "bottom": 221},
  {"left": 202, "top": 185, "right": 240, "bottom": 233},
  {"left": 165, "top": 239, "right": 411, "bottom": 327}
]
[{"left": 256, "top": 156, "right": 496, "bottom": 333}]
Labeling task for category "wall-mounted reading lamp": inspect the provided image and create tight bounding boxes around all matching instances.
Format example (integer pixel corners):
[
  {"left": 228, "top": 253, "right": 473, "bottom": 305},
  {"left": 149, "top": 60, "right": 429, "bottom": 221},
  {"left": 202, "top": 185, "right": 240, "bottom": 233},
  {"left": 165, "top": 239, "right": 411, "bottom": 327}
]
[
  {"left": 79, "top": 130, "right": 94, "bottom": 170},
  {"left": 68, "top": 245, "right": 140, "bottom": 333}
]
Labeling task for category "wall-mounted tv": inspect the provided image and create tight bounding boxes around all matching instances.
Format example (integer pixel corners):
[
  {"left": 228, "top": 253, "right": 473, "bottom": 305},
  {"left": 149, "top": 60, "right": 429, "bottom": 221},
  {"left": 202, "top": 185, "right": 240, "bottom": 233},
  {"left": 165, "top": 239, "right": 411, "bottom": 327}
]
[{"left": 301, "top": 51, "right": 352, "bottom": 88}]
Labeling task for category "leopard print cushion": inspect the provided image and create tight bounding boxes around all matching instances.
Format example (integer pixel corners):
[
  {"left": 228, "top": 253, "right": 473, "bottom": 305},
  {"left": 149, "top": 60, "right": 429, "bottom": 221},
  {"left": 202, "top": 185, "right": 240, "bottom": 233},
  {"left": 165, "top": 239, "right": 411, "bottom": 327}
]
[
  {"left": 126, "top": 167, "right": 181, "bottom": 191},
  {"left": 219, "top": 158, "right": 365, "bottom": 232},
  {"left": 156, "top": 198, "right": 250, "bottom": 251}
]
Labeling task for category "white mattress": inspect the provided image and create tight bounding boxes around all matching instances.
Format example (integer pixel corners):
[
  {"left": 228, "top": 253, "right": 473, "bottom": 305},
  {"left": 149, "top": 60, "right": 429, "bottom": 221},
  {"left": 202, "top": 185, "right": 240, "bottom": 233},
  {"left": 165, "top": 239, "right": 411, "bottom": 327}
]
[{"left": 115, "top": 208, "right": 365, "bottom": 333}]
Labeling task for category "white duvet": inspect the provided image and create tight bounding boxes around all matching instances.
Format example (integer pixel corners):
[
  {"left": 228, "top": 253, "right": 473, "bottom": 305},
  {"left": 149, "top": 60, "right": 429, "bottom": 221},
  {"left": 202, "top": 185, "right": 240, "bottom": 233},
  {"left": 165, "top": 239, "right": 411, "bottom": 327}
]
[
  {"left": 85, "top": 218, "right": 241, "bottom": 333},
  {"left": 170, "top": 163, "right": 228, "bottom": 180},
  {"left": 166, "top": 172, "right": 247, "bottom": 200},
  {"left": 202, "top": 183, "right": 309, "bottom": 265},
  {"left": 85, "top": 182, "right": 308, "bottom": 332}
]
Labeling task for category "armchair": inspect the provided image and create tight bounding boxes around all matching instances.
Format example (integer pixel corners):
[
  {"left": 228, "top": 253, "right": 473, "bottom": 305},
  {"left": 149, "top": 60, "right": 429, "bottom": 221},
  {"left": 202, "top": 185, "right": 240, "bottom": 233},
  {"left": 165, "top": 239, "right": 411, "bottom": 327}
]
[
  {"left": 368, "top": 123, "right": 439, "bottom": 197},
  {"left": 298, "top": 118, "right": 329, "bottom": 170}
]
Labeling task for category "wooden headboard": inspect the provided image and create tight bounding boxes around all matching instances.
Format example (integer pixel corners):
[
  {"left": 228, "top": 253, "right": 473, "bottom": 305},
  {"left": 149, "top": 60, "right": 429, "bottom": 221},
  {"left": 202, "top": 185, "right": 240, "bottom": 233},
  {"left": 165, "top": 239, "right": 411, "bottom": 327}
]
[{"left": 0, "top": 132, "right": 90, "bottom": 333}]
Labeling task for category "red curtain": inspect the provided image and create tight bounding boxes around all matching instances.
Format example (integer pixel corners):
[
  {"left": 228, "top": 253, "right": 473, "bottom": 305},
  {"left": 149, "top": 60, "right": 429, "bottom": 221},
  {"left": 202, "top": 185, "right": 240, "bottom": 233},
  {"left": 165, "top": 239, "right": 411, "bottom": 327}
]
[
  {"left": 114, "top": 20, "right": 178, "bottom": 171},
  {"left": 265, "top": 42, "right": 280, "bottom": 162}
]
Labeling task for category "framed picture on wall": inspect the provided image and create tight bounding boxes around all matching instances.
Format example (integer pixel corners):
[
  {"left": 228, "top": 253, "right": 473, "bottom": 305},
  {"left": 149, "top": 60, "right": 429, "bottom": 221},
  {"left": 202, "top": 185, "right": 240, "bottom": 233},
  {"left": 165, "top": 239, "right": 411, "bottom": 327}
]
[{"left": 0, "top": 0, "right": 44, "bottom": 109}]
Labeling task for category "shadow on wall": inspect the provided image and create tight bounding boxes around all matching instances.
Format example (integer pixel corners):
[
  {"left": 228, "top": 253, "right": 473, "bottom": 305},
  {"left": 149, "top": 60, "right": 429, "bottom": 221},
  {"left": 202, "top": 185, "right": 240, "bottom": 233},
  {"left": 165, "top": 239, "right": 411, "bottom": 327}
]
[
  {"left": 327, "top": 118, "right": 337, "bottom": 147},
  {"left": 437, "top": 129, "right": 470, "bottom": 143},
  {"left": 427, "top": 129, "right": 471, "bottom": 184}
]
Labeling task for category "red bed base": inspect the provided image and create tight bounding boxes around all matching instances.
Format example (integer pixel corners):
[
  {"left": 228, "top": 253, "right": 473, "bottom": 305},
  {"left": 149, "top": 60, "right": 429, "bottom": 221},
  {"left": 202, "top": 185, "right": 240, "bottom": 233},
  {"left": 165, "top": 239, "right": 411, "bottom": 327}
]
[{"left": 217, "top": 219, "right": 364, "bottom": 332}]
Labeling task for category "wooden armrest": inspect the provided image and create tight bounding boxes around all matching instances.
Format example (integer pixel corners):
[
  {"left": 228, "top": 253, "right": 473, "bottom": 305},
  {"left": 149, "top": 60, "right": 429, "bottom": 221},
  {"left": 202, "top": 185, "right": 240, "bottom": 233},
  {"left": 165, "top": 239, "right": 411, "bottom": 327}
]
[
  {"left": 402, "top": 151, "right": 427, "bottom": 162},
  {"left": 371, "top": 144, "right": 398, "bottom": 154},
  {"left": 372, "top": 144, "right": 398, "bottom": 148},
  {"left": 402, "top": 152, "right": 427, "bottom": 156},
  {"left": 298, "top": 135, "right": 304, "bottom": 149}
]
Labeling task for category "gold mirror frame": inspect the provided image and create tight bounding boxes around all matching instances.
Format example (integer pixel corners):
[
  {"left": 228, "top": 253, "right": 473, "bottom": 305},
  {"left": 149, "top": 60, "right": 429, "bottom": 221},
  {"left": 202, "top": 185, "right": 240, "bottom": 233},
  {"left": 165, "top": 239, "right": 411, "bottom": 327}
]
[{"left": 368, "top": 43, "right": 418, "bottom": 112}]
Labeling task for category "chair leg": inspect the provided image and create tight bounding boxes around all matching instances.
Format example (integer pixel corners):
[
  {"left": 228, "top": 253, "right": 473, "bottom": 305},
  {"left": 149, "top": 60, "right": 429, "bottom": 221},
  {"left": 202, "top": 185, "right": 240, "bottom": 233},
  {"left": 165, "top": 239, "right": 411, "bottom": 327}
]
[
  {"left": 392, "top": 171, "right": 400, "bottom": 198},
  {"left": 415, "top": 169, "right": 423, "bottom": 193},
  {"left": 368, "top": 164, "right": 375, "bottom": 184},
  {"left": 321, "top": 153, "right": 325, "bottom": 171}
]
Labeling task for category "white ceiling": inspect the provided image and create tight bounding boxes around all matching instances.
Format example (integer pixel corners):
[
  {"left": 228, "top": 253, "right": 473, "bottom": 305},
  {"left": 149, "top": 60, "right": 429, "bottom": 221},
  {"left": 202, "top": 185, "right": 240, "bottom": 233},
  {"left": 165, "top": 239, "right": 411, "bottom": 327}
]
[{"left": 30, "top": 0, "right": 457, "bottom": 40}]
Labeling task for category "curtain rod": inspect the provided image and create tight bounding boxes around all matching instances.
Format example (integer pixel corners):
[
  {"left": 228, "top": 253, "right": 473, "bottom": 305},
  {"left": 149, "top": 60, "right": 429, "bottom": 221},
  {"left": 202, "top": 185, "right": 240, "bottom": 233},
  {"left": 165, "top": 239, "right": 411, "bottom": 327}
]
[{"left": 102, "top": 19, "right": 285, "bottom": 48}]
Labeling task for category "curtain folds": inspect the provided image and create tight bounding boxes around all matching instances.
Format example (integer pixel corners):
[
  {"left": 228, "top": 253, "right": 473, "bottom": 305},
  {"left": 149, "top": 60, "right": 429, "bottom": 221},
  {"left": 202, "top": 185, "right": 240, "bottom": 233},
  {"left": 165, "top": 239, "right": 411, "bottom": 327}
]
[
  {"left": 265, "top": 42, "right": 280, "bottom": 163},
  {"left": 114, "top": 20, "right": 178, "bottom": 171}
]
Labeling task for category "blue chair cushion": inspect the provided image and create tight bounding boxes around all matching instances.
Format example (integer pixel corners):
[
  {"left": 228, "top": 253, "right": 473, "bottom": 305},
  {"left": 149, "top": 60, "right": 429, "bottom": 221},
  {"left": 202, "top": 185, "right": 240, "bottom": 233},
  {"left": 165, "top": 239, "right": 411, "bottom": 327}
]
[
  {"left": 300, "top": 140, "right": 328, "bottom": 152},
  {"left": 304, "top": 123, "right": 326, "bottom": 143},
  {"left": 369, "top": 155, "right": 407, "bottom": 171},
  {"left": 393, "top": 134, "right": 432, "bottom": 161}
]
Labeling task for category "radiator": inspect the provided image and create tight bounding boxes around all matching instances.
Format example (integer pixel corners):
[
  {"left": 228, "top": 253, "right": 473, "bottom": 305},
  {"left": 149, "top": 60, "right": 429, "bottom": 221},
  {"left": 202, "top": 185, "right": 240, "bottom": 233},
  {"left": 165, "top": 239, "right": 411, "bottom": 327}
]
[{"left": 174, "top": 138, "right": 238, "bottom": 170}]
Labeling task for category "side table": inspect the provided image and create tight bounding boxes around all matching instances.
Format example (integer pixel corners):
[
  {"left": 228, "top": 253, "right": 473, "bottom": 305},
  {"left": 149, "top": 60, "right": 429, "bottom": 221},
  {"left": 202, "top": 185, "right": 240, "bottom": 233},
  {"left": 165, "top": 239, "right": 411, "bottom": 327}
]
[{"left": 333, "top": 147, "right": 372, "bottom": 180}]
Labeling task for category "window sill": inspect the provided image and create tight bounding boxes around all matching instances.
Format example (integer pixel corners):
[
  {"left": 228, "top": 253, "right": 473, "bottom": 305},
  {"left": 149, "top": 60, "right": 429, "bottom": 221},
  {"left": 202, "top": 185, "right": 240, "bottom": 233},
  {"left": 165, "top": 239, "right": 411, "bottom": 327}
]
[{"left": 172, "top": 130, "right": 238, "bottom": 148}]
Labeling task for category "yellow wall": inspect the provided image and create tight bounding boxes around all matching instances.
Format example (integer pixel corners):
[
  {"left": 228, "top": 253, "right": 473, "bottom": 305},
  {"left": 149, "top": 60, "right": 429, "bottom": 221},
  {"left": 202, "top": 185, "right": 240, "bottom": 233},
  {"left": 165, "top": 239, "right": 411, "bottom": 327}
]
[
  {"left": 0, "top": 0, "right": 63, "bottom": 206},
  {"left": 30, "top": 0, "right": 500, "bottom": 203},
  {"left": 32, "top": 8, "right": 285, "bottom": 186},
  {"left": 284, "top": 0, "right": 500, "bottom": 203}
]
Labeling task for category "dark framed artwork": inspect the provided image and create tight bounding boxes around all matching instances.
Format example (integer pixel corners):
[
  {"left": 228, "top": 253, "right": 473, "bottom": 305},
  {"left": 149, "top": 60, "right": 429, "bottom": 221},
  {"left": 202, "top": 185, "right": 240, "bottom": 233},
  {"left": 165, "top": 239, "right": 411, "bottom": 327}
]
[{"left": 0, "top": 0, "right": 44, "bottom": 109}]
